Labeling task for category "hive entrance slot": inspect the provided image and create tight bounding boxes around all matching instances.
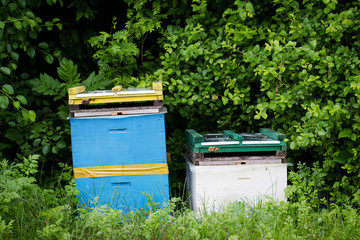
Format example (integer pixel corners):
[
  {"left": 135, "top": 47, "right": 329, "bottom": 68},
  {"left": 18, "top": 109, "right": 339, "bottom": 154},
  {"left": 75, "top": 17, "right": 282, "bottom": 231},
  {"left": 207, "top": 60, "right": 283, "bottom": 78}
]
[{"left": 112, "top": 182, "right": 131, "bottom": 187}]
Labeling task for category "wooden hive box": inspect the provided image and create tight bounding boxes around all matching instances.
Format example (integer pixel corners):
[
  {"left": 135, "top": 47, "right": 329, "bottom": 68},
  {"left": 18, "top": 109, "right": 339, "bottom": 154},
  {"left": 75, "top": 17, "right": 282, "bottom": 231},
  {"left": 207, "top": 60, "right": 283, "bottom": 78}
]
[
  {"left": 68, "top": 82, "right": 164, "bottom": 117},
  {"left": 70, "top": 113, "right": 169, "bottom": 211},
  {"left": 186, "top": 159, "right": 287, "bottom": 214}
]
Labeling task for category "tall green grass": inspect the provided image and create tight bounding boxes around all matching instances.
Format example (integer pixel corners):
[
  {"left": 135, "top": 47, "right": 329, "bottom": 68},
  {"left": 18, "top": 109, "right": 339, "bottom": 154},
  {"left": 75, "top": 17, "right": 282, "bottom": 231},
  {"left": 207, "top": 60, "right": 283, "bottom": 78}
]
[
  {"left": 1, "top": 159, "right": 359, "bottom": 239},
  {"left": 2, "top": 197, "right": 360, "bottom": 239}
]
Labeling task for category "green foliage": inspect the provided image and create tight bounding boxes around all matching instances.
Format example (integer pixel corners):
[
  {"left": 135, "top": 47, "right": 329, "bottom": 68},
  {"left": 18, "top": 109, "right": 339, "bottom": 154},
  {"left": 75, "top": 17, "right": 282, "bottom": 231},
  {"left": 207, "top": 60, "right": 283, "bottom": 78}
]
[
  {"left": 69, "top": 0, "right": 360, "bottom": 205},
  {"left": 30, "top": 57, "right": 111, "bottom": 99},
  {"left": 88, "top": 0, "right": 171, "bottom": 87},
  {"left": 286, "top": 162, "right": 328, "bottom": 208},
  {"left": 0, "top": 0, "right": 61, "bottom": 75},
  {"left": 0, "top": 0, "right": 64, "bottom": 164},
  {"left": 1, "top": 156, "right": 360, "bottom": 239},
  {"left": 138, "top": 0, "right": 360, "bottom": 205},
  {"left": 0, "top": 157, "right": 77, "bottom": 238},
  {"left": 1, "top": 0, "right": 360, "bottom": 221}
]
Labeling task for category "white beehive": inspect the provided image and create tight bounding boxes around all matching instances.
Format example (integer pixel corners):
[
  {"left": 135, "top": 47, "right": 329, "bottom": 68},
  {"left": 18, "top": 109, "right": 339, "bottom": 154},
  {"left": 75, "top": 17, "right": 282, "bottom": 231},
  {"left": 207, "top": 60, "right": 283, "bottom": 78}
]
[{"left": 186, "top": 159, "right": 287, "bottom": 213}]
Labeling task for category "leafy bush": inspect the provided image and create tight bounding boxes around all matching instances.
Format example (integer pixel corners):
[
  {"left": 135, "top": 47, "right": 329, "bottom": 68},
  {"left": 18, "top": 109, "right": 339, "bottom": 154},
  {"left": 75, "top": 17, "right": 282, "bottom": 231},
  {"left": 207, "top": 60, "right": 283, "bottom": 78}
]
[
  {"left": 0, "top": 156, "right": 78, "bottom": 238},
  {"left": 56, "top": 0, "right": 360, "bottom": 206},
  {"left": 146, "top": 0, "right": 360, "bottom": 206},
  {"left": 1, "top": 0, "right": 360, "bottom": 210}
]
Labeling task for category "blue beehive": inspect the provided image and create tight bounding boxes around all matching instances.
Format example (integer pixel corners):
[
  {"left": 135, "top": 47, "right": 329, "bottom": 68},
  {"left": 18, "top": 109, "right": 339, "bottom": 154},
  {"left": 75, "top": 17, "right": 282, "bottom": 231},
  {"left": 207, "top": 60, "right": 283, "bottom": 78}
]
[{"left": 70, "top": 113, "right": 169, "bottom": 211}]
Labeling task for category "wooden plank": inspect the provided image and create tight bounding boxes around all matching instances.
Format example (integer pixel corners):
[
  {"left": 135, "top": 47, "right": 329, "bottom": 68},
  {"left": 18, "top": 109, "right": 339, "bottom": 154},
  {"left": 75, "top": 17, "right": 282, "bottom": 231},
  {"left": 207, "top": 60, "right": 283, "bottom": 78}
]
[
  {"left": 68, "top": 83, "right": 163, "bottom": 105},
  {"left": 223, "top": 130, "right": 244, "bottom": 141},
  {"left": 184, "top": 144, "right": 204, "bottom": 161},
  {"left": 152, "top": 82, "right": 162, "bottom": 91},
  {"left": 69, "top": 100, "right": 164, "bottom": 117},
  {"left": 190, "top": 144, "right": 285, "bottom": 153},
  {"left": 73, "top": 108, "right": 161, "bottom": 117},
  {"left": 185, "top": 129, "right": 204, "bottom": 145},
  {"left": 276, "top": 150, "right": 287, "bottom": 157},
  {"left": 200, "top": 141, "right": 239, "bottom": 146},
  {"left": 197, "top": 159, "right": 283, "bottom": 166},
  {"left": 182, "top": 153, "right": 284, "bottom": 166},
  {"left": 68, "top": 86, "right": 85, "bottom": 95},
  {"left": 259, "top": 128, "right": 286, "bottom": 141},
  {"left": 112, "top": 86, "right": 122, "bottom": 93},
  {"left": 69, "top": 95, "right": 163, "bottom": 105},
  {"left": 242, "top": 140, "right": 280, "bottom": 145}
]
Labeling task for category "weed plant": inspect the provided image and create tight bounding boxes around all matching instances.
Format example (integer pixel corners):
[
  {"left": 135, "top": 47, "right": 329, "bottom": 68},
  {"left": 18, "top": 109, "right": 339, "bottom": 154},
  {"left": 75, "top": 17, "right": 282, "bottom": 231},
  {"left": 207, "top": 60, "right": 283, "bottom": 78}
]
[{"left": 1, "top": 159, "right": 359, "bottom": 239}]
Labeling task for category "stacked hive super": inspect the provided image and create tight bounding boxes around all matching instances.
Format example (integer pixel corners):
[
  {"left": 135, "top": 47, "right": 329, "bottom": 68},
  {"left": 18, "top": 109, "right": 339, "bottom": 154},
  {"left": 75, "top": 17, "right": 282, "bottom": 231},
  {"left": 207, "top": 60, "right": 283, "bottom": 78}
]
[
  {"left": 184, "top": 128, "right": 287, "bottom": 213},
  {"left": 68, "top": 83, "right": 169, "bottom": 212}
]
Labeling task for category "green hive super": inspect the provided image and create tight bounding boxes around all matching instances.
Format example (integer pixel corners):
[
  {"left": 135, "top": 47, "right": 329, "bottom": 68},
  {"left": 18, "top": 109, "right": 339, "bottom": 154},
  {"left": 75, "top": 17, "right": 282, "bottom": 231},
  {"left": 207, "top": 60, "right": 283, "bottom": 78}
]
[{"left": 68, "top": 83, "right": 169, "bottom": 211}]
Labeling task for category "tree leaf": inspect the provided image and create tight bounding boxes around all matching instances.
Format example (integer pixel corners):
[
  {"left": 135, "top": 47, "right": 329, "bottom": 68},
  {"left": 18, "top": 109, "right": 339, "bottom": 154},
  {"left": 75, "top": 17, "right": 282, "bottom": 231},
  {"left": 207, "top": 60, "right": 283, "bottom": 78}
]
[
  {"left": 33, "top": 138, "right": 41, "bottom": 146},
  {"left": 29, "top": 110, "right": 36, "bottom": 122},
  {"left": 30, "top": 73, "right": 61, "bottom": 96},
  {"left": 222, "top": 96, "right": 229, "bottom": 105},
  {"left": 56, "top": 140, "right": 66, "bottom": 149},
  {"left": 42, "top": 143, "right": 50, "bottom": 155},
  {"left": 2, "top": 84, "right": 14, "bottom": 94},
  {"left": 38, "top": 42, "right": 49, "bottom": 48},
  {"left": 26, "top": 47, "right": 36, "bottom": 58},
  {"left": 57, "top": 58, "right": 80, "bottom": 83},
  {"left": 245, "top": 2, "right": 254, "bottom": 12},
  {"left": 52, "top": 146, "right": 58, "bottom": 154},
  {"left": 14, "top": 21, "right": 22, "bottom": 30},
  {"left": 21, "top": 109, "right": 29, "bottom": 120},
  {"left": 16, "top": 95, "right": 27, "bottom": 104},
  {"left": 0, "top": 67, "right": 11, "bottom": 75},
  {"left": 17, "top": 0, "right": 26, "bottom": 8},
  {"left": 339, "top": 128, "right": 352, "bottom": 138},
  {"left": 0, "top": 96, "right": 9, "bottom": 109},
  {"left": 239, "top": 9, "right": 247, "bottom": 21},
  {"left": 29, "top": 30, "right": 38, "bottom": 39},
  {"left": 318, "top": 129, "right": 326, "bottom": 136},
  {"left": 13, "top": 101, "right": 20, "bottom": 109},
  {"left": 10, "top": 52, "right": 19, "bottom": 61},
  {"left": 45, "top": 55, "right": 54, "bottom": 64}
]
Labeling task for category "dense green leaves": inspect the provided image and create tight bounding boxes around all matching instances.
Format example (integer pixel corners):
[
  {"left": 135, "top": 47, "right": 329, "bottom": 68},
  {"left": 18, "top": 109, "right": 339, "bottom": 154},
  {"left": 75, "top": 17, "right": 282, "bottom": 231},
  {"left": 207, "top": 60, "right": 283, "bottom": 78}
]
[
  {"left": 0, "top": 0, "right": 360, "bottom": 208},
  {"left": 142, "top": 0, "right": 360, "bottom": 205},
  {"left": 31, "top": 73, "right": 61, "bottom": 96}
]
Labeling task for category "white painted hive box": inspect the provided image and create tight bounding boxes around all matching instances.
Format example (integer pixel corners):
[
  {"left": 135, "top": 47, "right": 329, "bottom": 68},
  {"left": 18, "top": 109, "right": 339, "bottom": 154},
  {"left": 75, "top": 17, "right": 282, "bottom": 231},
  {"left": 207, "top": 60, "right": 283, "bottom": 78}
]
[{"left": 186, "top": 159, "right": 287, "bottom": 213}]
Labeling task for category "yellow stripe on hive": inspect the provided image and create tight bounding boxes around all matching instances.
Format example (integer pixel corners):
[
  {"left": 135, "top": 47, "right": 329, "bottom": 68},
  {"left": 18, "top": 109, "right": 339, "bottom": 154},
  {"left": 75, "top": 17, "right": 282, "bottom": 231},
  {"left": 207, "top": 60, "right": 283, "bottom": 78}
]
[{"left": 73, "top": 163, "right": 169, "bottom": 178}]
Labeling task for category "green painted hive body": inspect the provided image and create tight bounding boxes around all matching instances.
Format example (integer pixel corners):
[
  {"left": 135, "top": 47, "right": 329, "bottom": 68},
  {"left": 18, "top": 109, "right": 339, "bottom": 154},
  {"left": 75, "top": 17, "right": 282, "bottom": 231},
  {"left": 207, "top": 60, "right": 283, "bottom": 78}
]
[{"left": 185, "top": 128, "right": 287, "bottom": 154}]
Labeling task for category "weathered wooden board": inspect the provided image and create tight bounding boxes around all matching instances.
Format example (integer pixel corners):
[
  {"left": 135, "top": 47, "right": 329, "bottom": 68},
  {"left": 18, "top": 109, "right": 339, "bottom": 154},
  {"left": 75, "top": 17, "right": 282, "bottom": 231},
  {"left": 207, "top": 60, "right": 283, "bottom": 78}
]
[{"left": 69, "top": 100, "right": 164, "bottom": 117}]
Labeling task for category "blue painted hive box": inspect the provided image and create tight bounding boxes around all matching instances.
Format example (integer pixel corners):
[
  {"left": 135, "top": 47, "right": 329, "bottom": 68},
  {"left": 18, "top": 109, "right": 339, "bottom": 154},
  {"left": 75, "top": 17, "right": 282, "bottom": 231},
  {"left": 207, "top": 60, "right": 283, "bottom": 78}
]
[{"left": 70, "top": 113, "right": 169, "bottom": 211}]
